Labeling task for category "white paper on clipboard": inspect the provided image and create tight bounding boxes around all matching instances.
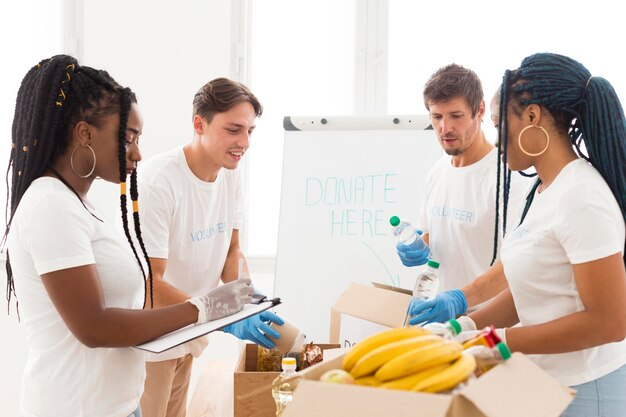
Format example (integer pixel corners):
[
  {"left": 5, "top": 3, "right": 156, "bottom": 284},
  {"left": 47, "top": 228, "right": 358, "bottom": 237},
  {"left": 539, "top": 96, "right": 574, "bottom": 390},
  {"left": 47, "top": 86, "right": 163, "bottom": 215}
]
[{"left": 134, "top": 299, "right": 281, "bottom": 354}]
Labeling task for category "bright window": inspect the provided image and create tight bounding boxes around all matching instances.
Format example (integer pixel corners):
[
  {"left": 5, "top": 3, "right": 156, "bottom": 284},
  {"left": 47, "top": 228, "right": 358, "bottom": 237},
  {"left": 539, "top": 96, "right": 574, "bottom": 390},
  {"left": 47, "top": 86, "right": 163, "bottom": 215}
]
[
  {"left": 247, "top": 0, "right": 355, "bottom": 255},
  {"left": 388, "top": 0, "right": 626, "bottom": 142}
]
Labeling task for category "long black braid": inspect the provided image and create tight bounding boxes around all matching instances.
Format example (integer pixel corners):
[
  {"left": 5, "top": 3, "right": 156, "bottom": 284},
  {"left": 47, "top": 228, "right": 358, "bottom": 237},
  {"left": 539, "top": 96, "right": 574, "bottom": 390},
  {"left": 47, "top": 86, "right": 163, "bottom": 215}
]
[
  {"left": 489, "top": 72, "right": 515, "bottom": 266},
  {"left": 493, "top": 53, "right": 626, "bottom": 264},
  {"left": 116, "top": 88, "right": 153, "bottom": 309},
  {"left": 3, "top": 55, "right": 154, "bottom": 314},
  {"left": 129, "top": 170, "right": 153, "bottom": 308}
]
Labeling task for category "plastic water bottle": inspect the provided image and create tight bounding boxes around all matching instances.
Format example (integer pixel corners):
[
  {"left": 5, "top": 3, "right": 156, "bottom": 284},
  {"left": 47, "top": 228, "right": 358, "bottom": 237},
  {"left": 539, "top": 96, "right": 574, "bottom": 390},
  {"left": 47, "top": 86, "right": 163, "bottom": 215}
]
[
  {"left": 271, "top": 357, "right": 303, "bottom": 416},
  {"left": 423, "top": 318, "right": 462, "bottom": 340},
  {"left": 464, "top": 342, "right": 512, "bottom": 376},
  {"left": 413, "top": 259, "right": 440, "bottom": 300},
  {"left": 390, "top": 215, "right": 426, "bottom": 251}
]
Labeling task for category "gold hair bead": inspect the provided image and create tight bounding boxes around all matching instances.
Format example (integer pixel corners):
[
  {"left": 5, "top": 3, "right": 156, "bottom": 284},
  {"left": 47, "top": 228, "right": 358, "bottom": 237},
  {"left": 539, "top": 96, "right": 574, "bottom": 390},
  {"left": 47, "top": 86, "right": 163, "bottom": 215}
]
[
  {"left": 120, "top": 182, "right": 127, "bottom": 195},
  {"left": 132, "top": 200, "right": 139, "bottom": 213}
]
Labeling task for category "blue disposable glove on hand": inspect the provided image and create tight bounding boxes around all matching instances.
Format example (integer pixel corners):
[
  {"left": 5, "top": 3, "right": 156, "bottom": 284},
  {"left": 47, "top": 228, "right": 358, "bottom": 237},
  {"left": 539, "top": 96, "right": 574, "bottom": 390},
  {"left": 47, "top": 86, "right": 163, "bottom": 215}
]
[
  {"left": 408, "top": 289, "right": 467, "bottom": 325},
  {"left": 223, "top": 311, "right": 284, "bottom": 349},
  {"left": 396, "top": 230, "right": 431, "bottom": 267}
]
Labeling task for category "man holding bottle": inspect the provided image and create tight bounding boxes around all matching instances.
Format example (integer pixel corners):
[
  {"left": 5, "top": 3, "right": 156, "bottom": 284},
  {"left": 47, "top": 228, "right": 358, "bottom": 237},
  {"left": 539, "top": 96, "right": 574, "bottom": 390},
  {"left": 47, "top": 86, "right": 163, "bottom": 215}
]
[{"left": 397, "top": 64, "right": 531, "bottom": 325}]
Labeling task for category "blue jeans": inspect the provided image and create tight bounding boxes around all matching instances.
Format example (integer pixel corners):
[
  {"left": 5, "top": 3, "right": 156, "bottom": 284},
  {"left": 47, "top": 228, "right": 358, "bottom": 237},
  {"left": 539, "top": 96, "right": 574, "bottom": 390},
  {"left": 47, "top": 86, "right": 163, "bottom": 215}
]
[
  {"left": 562, "top": 364, "right": 626, "bottom": 417},
  {"left": 129, "top": 406, "right": 142, "bottom": 417}
]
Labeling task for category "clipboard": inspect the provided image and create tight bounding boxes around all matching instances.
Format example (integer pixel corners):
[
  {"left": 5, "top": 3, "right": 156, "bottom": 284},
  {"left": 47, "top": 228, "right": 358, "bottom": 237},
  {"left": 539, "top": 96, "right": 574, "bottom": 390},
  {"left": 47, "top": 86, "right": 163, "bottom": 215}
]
[{"left": 135, "top": 297, "right": 281, "bottom": 354}]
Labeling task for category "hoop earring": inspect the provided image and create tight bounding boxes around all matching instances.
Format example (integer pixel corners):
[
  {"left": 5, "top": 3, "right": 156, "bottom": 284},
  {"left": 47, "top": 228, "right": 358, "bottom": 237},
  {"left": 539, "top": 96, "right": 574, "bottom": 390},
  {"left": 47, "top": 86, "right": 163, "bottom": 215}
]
[
  {"left": 518, "top": 125, "right": 550, "bottom": 157},
  {"left": 70, "top": 144, "right": 97, "bottom": 178}
]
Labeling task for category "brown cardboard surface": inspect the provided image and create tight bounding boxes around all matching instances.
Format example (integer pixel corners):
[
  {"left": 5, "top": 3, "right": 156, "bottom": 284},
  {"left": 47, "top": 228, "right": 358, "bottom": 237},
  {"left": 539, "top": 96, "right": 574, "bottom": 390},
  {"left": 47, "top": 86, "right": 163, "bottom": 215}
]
[
  {"left": 283, "top": 380, "right": 452, "bottom": 417},
  {"left": 283, "top": 350, "right": 573, "bottom": 417},
  {"left": 459, "top": 353, "right": 574, "bottom": 417},
  {"left": 233, "top": 343, "right": 340, "bottom": 417},
  {"left": 329, "top": 283, "right": 412, "bottom": 343}
]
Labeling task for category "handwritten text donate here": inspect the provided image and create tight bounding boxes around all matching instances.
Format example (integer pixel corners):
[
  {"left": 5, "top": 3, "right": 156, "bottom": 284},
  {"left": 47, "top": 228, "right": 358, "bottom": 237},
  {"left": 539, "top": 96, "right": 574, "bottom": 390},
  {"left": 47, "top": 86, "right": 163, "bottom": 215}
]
[{"left": 305, "top": 174, "right": 398, "bottom": 236}]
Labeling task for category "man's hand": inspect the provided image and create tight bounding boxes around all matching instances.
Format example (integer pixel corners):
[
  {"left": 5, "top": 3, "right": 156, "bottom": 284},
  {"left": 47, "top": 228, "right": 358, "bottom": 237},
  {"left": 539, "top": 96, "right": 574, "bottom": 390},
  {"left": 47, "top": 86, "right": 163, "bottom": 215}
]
[{"left": 396, "top": 230, "right": 430, "bottom": 267}]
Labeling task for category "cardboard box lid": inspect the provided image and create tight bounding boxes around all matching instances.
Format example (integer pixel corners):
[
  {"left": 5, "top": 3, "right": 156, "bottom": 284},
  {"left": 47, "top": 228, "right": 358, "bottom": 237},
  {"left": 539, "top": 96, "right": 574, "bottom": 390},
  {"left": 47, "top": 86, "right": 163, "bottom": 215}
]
[
  {"left": 330, "top": 283, "right": 412, "bottom": 342},
  {"left": 458, "top": 353, "right": 574, "bottom": 417}
]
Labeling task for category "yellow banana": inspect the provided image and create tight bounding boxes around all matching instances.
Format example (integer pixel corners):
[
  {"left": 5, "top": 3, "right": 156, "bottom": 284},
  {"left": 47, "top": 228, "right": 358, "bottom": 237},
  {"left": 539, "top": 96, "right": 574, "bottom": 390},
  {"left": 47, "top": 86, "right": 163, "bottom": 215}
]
[
  {"left": 342, "top": 326, "right": 429, "bottom": 372},
  {"left": 354, "top": 375, "right": 382, "bottom": 387},
  {"left": 375, "top": 339, "right": 463, "bottom": 382},
  {"left": 379, "top": 363, "right": 450, "bottom": 391},
  {"left": 350, "top": 334, "right": 443, "bottom": 378},
  {"left": 413, "top": 353, "right": 476, "bottom": 393}
]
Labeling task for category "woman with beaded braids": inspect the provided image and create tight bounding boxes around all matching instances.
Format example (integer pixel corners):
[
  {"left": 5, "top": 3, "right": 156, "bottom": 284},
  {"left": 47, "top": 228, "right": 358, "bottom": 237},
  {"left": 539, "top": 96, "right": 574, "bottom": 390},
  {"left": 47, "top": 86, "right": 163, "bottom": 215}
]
[
  {"left": 3, "top": 55, "right": 252, "bottom": 417},
  {"left": 464, "top": 53, "right": 626, "bottom": 416}
]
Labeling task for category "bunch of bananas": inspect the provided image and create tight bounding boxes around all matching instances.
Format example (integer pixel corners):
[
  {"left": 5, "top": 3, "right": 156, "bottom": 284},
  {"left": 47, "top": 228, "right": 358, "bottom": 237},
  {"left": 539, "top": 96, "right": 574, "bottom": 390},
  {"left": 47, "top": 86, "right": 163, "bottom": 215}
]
[{"left": 341, "top": 327, "right": 476, "bottom": 393}]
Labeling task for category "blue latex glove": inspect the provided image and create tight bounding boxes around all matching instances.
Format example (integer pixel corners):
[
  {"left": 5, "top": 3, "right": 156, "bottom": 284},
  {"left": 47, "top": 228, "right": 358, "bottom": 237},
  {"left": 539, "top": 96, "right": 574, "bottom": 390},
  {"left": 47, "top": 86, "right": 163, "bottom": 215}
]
[
  {"left": 408, "top": 289, "right": 467, "bottom": 325},
  {"left": 396, "top": 230, "right": 430, "bottom": 267},
  {"left": 223, "top": 311, "right": 284, "bottom": 349}
]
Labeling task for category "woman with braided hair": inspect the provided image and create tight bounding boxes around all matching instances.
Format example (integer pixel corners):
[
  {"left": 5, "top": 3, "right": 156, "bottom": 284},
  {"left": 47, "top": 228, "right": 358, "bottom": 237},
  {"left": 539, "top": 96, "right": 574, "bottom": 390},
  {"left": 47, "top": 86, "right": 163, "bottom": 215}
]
[
  {"left": 3, "top": 55, "right": 252, "bottom": 417},
  {"left": 464, "top": 53, "right": 626, "bottom": 416}
]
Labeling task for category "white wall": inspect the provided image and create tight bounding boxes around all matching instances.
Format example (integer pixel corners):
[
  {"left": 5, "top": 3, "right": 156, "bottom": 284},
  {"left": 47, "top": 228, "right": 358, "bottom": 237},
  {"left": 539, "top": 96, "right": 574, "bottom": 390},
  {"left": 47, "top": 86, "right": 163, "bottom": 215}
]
[{"left": 79, "top": 0, "right": 237, "bottom": 221}]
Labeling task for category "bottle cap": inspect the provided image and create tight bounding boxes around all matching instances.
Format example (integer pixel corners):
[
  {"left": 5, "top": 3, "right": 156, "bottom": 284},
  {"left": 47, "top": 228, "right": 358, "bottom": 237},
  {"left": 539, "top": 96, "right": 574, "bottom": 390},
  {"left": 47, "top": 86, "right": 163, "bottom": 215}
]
[
  {"left": 495, "top": 342, "right": 512, "bottom": 360},
  {"left": 389, "top": 216, "right": 400, "bottom": 227},
  {"left": 447, "top": 319, "right": 462, "bottom": 335},
  {"left": 282, "top": 357, "right": 297, "bottom": 366},
  {"left": 281, "top": 356, "right": 297, "bottom": 371},
  {"left": 427, "top": 260, "right": 440, "bottom": 268},
  {"left": 482, "top": 326, "right": 499, "bottom": 347}
]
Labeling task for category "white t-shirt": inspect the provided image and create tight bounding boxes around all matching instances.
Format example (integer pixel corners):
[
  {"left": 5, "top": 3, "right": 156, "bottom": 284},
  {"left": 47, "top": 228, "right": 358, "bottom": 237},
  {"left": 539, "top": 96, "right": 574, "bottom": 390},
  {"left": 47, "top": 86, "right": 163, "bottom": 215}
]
[
  {"left": 138, "top": 147, "right": 245, "bottom": 361},
  {"left": 7, "top": 178, "right": 145, "bottom": 417},
  {"left": 502, "top": 159, "right": 626, "bottom": 386},
  {"left": 419, "top": 148, "right": 531, "bottom": 290}
]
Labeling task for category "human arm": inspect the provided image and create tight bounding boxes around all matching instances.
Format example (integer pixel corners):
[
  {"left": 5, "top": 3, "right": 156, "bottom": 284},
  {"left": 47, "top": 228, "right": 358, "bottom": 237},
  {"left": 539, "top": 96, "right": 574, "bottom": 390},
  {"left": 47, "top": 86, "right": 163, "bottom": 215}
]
[
  {"left": 496, "top": 253, "right": 626, "bottom": 354},
  {"left": 221, "top": 229, "right": 247, "bottom": 284},
  {"left": 42, "top": 264, "right": 252, "bottom": 348},
  {"left": 219, "top": 229, "right": 286, "bottom": 346},
  {"left": 468, "top": 287, "right": 519, "bottom": 329},
  {"left": 407, "top": 260, "right": 509, "bottom": 324},
  {"left": 460, "top": 260, "right": 509, "bottom": 308},
  {"left": 42, "top": 264, "right": 199, "bottom": 348},
  {"left": 146, "top": 257, "right": 190, "bottom": 308}
]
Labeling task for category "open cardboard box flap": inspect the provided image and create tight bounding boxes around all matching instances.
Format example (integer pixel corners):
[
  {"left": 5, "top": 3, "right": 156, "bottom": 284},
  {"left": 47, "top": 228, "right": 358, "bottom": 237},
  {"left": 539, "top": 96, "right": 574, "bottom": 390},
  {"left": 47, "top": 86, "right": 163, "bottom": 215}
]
[
  {"left": 330, "top": 283, "right": 412, "bottom": 343},
  {"left": 283, "top": 351, "right": 573, "bottom": 417},
  {"left": 458, "top": 352, "right": 575, "bottom": 417}
]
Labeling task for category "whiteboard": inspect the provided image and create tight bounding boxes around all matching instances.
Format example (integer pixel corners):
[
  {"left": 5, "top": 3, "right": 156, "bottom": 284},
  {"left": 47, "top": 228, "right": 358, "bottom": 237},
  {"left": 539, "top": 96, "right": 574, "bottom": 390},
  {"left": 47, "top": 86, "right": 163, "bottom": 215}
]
[{"left": 274, "top": 115, "right": 442, "bottom": 342}]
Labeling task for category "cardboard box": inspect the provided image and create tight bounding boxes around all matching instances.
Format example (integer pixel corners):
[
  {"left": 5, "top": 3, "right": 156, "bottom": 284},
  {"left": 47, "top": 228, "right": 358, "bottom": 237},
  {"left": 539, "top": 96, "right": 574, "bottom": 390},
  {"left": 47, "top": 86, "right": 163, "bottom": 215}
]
[
  {"left": 282, "top": 351, "right": 574, "bottom": 417},
  {"left": 330, "top": 283, "right": 412, "bottom": 347},
  {"left": 233, "top": 343, "right": 340, "bottom": 417}
]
